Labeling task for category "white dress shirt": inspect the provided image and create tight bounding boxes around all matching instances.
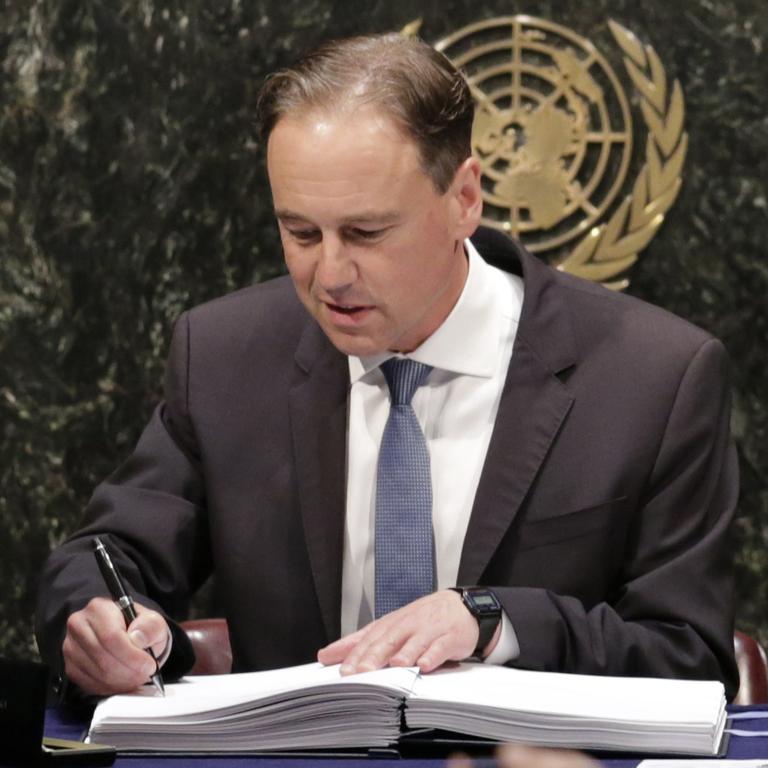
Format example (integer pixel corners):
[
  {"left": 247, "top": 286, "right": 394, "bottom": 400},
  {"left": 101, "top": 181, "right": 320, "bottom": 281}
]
[{"left": 341, "top": 239, "right": 524, "bottom": 663}]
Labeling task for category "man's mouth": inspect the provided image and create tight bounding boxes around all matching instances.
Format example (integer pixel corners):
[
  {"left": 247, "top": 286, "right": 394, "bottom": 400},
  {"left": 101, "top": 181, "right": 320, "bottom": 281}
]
[
  {"left": 322, "top": 301, "right": 374, "bottom": 325},
  {"left": 327, "top": 303, "right": 367, "bottom": 315}
]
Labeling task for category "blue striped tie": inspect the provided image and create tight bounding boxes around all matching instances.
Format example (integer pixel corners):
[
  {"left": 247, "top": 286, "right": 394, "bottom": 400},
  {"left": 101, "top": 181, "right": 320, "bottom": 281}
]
[{"left": 374, "top": 358, "right": 435, "bottom": 618}]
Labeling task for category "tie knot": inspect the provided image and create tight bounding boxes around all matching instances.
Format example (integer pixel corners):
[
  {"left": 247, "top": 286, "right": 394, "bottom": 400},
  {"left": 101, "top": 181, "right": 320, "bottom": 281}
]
[{"left": 381, "top": 358, "right": 432, "bottom": 406}]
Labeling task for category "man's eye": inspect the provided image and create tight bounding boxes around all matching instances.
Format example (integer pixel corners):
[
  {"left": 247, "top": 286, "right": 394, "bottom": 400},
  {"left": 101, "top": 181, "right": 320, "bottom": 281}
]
[
  {"left": 288, "top": 229, "right": 319, "bottom": 242},
  {"left": 349, "top": 228, "right": 387, "bottom": 241}
]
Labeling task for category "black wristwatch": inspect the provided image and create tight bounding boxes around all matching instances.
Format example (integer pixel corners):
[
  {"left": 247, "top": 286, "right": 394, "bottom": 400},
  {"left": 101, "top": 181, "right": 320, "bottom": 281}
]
[{"left": 449, "top": 586, "right": 502, "bottom": 658}]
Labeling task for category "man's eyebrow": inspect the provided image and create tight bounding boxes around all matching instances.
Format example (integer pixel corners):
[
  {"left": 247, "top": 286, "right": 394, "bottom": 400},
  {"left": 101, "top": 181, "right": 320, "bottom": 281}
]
[
  {"left": 274, "top": 209, "right": 311, "bottom": 223},
  {"left": 339, "top": 212, "right": 401, "bottom": 226},
  {"left": 273, "top": 209, "right": 401, "bottom": 226}
]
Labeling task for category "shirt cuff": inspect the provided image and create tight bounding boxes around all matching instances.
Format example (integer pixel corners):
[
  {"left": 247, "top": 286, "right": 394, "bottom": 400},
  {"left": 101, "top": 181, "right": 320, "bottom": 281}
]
[{"left": 483, "top": 609, "right": 519, "bottom": 664}]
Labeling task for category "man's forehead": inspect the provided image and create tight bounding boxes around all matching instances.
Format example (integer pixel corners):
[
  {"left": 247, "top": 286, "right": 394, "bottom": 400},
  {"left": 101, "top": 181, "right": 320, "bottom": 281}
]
[
  {"left": 266, "top": 105, "right": 417, "bottom": 165},
  {"left": 266, "top": 108, "right": 429, "bottom": 207}
]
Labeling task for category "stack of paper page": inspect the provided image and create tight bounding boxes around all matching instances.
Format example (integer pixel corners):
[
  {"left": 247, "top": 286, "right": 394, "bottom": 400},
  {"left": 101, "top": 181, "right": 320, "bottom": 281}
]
[
  {"left": 406, "top": 663, "right": 727, "bottom": 754},
  {"left": 87, "top": 661, "right": 727, "bottom": 755},
  {"left": 88, "top": 663, "right": 416, "bottom": 751}
]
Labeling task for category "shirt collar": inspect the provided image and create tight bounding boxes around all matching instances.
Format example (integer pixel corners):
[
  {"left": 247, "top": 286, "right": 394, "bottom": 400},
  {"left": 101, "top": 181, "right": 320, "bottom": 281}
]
[{"left": 349, "top": 239, "right": 509, "bottom": 383}]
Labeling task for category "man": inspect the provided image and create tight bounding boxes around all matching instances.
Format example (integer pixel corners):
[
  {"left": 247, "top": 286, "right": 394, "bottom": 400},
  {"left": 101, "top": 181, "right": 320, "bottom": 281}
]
[{"left": 35, "top": 33, "right": 739, "bottom": 699}]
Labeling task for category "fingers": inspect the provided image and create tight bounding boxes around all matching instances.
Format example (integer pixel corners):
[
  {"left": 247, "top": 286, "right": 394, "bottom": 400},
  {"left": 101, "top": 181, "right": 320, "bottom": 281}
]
[
  {"left": 390, "top": 631, "right": 434, "bottom": 669},
  {"left": 317, "top": 627, "right": 364, "bottom": 666},
  {"left": 340, "top": 625, "right": 408, "bottom": 674},
  {"left": 413, "top": 633, "right": 454, "bottom": 673},
  {"left": 318, "top": 590, "right": 479, "bottom": 675},
  {"left": 63, "top": 597, "right": 169, "bottom": 695}
]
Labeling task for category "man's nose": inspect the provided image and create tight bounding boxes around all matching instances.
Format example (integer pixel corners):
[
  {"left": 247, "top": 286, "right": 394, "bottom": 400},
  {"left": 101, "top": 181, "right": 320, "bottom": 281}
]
[{"left": 316, "top": 235, "right": 356, "bottom": 292}]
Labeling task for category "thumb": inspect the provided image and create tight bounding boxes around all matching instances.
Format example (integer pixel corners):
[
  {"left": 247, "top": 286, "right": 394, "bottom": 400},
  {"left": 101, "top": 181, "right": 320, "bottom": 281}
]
[
  {"left": 128, "top": 607, "right": 170, "bottom": 656},
  {"left": 128, "top": 627, "right": 150, "bottom": 650}
]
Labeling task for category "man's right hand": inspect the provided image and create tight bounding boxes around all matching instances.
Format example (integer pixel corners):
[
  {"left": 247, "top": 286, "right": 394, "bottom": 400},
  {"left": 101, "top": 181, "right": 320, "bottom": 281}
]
[{"left": 62, "top": 597, "right": 169, "bottom": 695}]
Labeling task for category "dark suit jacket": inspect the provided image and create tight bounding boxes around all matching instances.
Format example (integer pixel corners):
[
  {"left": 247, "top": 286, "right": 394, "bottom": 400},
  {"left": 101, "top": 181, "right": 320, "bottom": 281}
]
[{"left": 35, "top": 229, "right": 740, "bottom": 698}]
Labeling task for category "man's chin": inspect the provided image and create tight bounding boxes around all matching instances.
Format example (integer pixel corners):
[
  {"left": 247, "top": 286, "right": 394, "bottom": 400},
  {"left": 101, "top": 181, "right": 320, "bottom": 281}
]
[{"left": 319, "top": 324, "right": 388, "bottom": 358}]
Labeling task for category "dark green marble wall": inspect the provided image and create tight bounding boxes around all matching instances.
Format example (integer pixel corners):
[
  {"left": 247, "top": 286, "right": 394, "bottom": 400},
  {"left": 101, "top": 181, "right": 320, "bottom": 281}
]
[{"left": 1, "top": 1, "right": 765, "bottom": 661}]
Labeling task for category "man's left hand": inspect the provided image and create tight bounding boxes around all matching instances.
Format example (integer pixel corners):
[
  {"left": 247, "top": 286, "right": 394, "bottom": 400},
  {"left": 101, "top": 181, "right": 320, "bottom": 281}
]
[{"left": 317, "top": 590, "right": 499, "bottom": 675}]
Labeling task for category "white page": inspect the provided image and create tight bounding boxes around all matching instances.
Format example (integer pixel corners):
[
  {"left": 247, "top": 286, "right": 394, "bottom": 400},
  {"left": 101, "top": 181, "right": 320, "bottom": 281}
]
[
  {"left": 90, "top": 662, "right": 418, "bottom": 725},
  {"left": 408, "top": 663, "right": 725, "bottom": 725},
  {"left": 641, "top": 762, "right": 768, "bottom": 768}
]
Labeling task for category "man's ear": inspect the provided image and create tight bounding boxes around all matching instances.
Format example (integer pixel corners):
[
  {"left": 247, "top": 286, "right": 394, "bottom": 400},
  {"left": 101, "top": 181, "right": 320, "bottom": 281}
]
[{"left": 448, "top": 156, "right": 483, "bottom": 239}]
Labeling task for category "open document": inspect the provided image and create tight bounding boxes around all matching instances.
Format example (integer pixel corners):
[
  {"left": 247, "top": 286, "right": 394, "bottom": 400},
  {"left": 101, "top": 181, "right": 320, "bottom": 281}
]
[{"left": 87, "top": 662, "right": 727, "bottom": 755}]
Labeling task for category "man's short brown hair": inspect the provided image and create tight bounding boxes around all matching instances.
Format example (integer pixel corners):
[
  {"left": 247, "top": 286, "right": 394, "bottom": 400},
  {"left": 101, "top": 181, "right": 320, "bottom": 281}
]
[{"left": 256, "top": 33, "right": 474, "bottom": 193}]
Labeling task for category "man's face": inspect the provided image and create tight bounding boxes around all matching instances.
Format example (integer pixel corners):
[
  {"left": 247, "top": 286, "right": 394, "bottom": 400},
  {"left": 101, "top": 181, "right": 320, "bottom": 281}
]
[{"left": 267, "top": 107, "right": 481, "bottom": 357}]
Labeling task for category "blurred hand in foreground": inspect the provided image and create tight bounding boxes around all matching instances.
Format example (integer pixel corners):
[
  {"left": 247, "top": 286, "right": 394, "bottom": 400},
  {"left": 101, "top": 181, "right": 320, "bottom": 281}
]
[{"left": 449, "top": 745, "right": 600, "bottom": 768}]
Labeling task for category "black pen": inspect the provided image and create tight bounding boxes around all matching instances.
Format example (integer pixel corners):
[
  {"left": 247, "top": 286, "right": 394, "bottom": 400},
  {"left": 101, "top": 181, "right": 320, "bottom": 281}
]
[{"left": 92, "top": 536, "right": 165, "bottom": 696}]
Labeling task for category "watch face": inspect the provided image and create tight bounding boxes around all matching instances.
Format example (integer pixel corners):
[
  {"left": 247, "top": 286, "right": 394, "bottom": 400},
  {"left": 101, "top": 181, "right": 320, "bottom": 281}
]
[
  {"left": 465, "top": 589, "right": 501, "bottom": 616},
  {"left": 472, "top": 594, "right": 497, "bottom": 607}
]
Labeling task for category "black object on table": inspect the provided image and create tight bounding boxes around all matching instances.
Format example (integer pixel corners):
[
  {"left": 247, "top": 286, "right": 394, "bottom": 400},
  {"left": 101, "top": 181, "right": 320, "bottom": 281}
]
[{"left": 0, "top": 657, "right": 115, "bottom": 766}]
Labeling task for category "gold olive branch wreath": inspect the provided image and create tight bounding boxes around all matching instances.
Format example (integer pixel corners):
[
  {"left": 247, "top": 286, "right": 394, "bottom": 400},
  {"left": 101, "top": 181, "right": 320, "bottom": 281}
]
[{"left": 557, "top": 20, "right": 688, "bottom": 290}]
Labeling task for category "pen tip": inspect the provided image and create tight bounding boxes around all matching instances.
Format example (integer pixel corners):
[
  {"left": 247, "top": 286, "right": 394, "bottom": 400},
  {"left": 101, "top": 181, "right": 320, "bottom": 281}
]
[{"left": 152, "top": 673, "right": 166, "bottom": 696}]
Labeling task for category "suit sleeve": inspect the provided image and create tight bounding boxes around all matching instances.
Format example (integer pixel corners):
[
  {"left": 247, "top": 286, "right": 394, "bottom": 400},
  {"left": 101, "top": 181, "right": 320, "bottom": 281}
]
[
  {"left": 493, "top": 337, "right": 740, "bottom": 698},
  {"left": 34, "top": 312, "right": 207, "bottom": 686}
]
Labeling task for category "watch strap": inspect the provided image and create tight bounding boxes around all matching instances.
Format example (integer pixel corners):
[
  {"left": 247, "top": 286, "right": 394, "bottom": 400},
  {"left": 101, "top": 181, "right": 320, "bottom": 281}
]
[{"left": 449, "top": 587, "right": 501, "bottom": 658}]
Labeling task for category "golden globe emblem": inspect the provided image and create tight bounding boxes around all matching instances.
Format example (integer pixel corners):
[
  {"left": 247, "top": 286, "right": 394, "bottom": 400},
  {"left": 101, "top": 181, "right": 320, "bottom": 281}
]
[{"left": 428, "top": 16, "right": 687, "bottom": 290}]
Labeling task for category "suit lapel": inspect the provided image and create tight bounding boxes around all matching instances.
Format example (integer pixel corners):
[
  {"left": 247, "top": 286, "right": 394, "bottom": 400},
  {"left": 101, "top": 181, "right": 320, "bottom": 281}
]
[
  {"left": 289, "top": 321, "right": 349, "bottom": 643},
  {"left": 458, "top": 236, "right": 578, "bottom": 584}
]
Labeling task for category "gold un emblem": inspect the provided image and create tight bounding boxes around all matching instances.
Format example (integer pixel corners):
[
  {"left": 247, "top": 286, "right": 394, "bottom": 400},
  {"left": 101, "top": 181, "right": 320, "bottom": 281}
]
[{"left": 429, "top": 16, "right": 688, "bottom": 290}]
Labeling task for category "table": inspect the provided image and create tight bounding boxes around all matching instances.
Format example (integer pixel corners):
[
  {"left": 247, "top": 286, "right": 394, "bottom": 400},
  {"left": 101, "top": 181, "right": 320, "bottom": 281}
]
[{"left": 42, "top": 705, "right": 768, "bottom": 767}]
